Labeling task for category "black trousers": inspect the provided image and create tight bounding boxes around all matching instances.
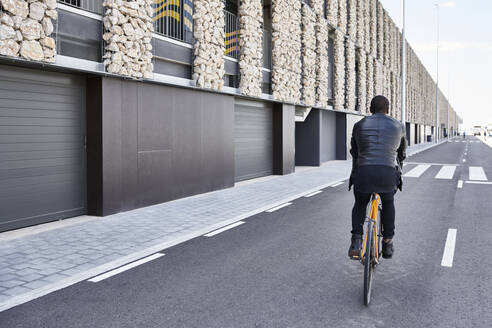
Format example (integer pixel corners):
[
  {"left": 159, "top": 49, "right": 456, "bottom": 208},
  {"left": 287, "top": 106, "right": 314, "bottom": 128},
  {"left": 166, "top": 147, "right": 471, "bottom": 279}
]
[{"left": 351, "top": 190, "right": 396, "bottom": 238}]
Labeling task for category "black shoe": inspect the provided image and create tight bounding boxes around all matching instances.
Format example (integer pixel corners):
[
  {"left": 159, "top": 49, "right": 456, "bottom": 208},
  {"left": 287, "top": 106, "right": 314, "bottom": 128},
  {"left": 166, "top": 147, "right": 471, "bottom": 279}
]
[
  {"left": 382, "top": 239, "right": 394, "bottom": 259},
  {"left": 348, "top": 234, "right": 363, "bottom": 259}
]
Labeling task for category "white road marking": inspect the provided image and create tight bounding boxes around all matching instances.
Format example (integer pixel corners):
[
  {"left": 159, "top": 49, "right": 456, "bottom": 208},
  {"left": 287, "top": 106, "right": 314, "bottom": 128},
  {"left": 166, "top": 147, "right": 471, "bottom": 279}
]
[
  {"left": 462, "top": 159, "right": 466, "bottom": 163},
  {"left": 330, "top": 181, "right": 344, "bottom": 187},
  {"left": 457, "top": 180, "right": 463, "bottom": 189},
  {"left": 469, "top": 166, "right": 487, "bottom": 181},
  {"left": 441, "top": 229, "right": 457, "bottom": 268},
  {"left": 465, "top": 181, "right": 492, "bottom": 185},
  {"left": 266, "top": 202, "right": 292, "bottom": 213},
  {"left": 435, "top": 166, "right": 457, "bottom": 179},
  {"left": 204, "top": 221, "right": 245, "bottom": 237},
  {"left": 304, "top": 190, "right": 323, "bottom": 197},
  {"left": 404, "top": 164, "right": 431, "bottom": 178},
  {"left": 405, "top": 162, "right": 462, "bottom": 166},
  {"left": 88, "top": 253, "right": 165, "bottom": 282}
]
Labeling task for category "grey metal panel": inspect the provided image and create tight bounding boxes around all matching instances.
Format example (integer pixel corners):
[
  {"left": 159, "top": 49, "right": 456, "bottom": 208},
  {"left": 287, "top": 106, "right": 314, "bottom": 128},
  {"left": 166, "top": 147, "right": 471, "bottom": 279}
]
[
  {"left": 0, "top": 64, "right": 86, "bottom": 232},
  {"left": 57, "top": 9, "right": 102, "bottom": 62},
  {"left": 153, "top": 38, "right": 193, "bottom": 64},
  {"left": 224, "top": 58, "right": 238, "bottom": 75},
  {"left": 153, "top": 58, "right": 191, "bottom": 79},
  {"left": 295, "top": 109, "right": 321, "bottom": 166},
  {"left": 273, "top": 103, "right": 295, "bottom": 175},
  {"left": 234, "top": 99, "right": 274, "bottom": 182},
  {"left": 94, "top": 78, "right": 235, "bottom": 214},
  {"left": 320, "top": 110, "right": 337, "bottom": 162}
]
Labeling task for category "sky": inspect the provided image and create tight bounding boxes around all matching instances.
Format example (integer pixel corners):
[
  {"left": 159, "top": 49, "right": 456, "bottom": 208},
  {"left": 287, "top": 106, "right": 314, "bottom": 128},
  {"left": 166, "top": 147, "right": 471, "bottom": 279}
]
[{"left": 379, "top": 0, "right": 492, "bottom": 128}]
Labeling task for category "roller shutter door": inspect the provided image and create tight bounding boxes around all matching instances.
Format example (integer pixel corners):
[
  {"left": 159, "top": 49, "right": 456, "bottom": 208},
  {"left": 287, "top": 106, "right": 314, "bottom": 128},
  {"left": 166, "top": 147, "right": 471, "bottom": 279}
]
[
  {"left": 0, "top": 65, "right": 86, "bottom": 232},
  {"left": 234, "top": 99, "right": 273, "bottom": 182}
]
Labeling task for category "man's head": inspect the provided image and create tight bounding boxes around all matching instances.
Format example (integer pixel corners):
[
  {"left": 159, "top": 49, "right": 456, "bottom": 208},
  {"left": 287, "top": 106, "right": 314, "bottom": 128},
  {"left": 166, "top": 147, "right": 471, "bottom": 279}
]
[{"left": 370, "top": 95, "right": 389, "bottom": 114}]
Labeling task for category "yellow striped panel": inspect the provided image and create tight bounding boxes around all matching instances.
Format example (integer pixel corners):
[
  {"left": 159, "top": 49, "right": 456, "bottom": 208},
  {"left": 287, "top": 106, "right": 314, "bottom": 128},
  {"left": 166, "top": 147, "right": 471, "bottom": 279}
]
[{"left": 153, "top": 10, "right": 181, "bottom": 21}]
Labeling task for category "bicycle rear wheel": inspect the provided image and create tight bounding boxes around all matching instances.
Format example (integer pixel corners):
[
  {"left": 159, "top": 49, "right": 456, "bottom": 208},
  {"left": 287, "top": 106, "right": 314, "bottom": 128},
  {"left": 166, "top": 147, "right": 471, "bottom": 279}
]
[{"left": 363, "top": 220, "right": 374, "bottom": 306}]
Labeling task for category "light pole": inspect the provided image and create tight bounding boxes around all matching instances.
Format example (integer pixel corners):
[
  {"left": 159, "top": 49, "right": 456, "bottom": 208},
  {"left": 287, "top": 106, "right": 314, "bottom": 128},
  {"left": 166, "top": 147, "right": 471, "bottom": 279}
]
[
  {"left": 401, "top": 0, "right": 406, "bottom": 132},
  {"left": 435, "top": 3, "right": 440, "bottom": 143}
]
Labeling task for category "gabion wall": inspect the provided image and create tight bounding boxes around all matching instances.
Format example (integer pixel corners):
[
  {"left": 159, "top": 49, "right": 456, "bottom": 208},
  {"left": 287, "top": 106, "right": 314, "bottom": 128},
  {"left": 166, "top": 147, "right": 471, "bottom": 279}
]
[
  {"left": 0, "top": 0, "right": 58, "bottom": 62},
  {"left": 301, "top": 3, "right": 317, "bottom": 106},
  {"left": 102, "top": 0, "right": 154, "bottom": 79},
  {"left": 238, "top": 0, "right": 263, "bottom": 97},
  {"left": 192, "top": 0, "right": 225, "bottom": 90},
  {"left": 0, "top": 0, "right": 460, "bottom": 125},
  {"left": 271, "top": 0, "right": 302, "bottom": 103}
]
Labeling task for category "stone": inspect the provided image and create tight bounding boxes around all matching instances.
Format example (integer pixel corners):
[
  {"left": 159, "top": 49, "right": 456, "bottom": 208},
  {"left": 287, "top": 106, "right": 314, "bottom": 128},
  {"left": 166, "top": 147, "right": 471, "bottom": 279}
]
[
  {"left": 12, "top": 15, "right": 23, "bottom": 29},
  {"left": 20, "top": 40, "right": 43, "bottom": 60},
  {"left": 41, "top": 17, "right": 53, "bottom": 36},
  {"left": 1, "top": 13, "right": 14, "bottom": 27},
  {"left": 14, "top": 30, "right": 22, "bottom": 41},
  {"left": 29, "top": 2, "right": 46, "bottom": 21},
  {"left": 20, "top": 18, "right": 42, "bottom": 40},
  {"left": 43, "top": 46, "right": 55, "bottom": 57},
  {"left": 122, "top": 23, "right": 135, "bottom": 36},
  {"left": 1, "top": 0, "right": 29, "bottom": 18},
  {"left": 45, "top": 9, "right": 57, "bottom": 19},
  {"left": 40, "top": 36, "right": 54, "bottom": 48},
  {"left": 0, "top": 24, "right": 16, "bottom": 40},
  {"left": 43, "top": 0, "right": 56, "bottom": 10},
  {"left": 0, "top": 38, "right": 20, "bottom": 56}
]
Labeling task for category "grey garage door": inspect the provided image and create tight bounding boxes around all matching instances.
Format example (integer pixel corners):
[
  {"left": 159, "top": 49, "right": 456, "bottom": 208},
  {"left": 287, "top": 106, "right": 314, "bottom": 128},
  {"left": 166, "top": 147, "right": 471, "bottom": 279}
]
[
  {"left": 0, "top": 65, "right": 86, "bottom": 232},
  {"left": 234, "top": 99, "right": 273, "bottom": 182}
]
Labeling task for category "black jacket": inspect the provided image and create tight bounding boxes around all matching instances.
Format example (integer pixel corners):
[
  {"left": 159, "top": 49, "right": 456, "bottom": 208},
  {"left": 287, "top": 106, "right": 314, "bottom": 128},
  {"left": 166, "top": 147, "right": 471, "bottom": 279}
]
[{"left": 349, "top": 113, "right": 407, "bottom": 190}]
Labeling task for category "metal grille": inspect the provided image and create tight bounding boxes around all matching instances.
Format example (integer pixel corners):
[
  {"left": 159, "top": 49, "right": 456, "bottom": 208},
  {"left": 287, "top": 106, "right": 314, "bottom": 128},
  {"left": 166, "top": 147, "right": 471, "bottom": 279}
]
[
  {"left": 58, "top": 0, "right": 103, "bottom": 14},
  {"left": 262, "top": 29, "right": 272, "bottom": 69},
  {"left": 224, "top": 10, "right": 239, "bottom": 59},
  {"left": 153, "top": 0, "right": 193, "bottom": 43}
]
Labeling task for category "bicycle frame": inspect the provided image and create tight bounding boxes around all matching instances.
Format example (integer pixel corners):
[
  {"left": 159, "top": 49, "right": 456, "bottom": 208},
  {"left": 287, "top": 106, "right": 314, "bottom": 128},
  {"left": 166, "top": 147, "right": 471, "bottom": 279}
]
[{"left": 360, "top": 193, "right": 381, "bottom": 264}]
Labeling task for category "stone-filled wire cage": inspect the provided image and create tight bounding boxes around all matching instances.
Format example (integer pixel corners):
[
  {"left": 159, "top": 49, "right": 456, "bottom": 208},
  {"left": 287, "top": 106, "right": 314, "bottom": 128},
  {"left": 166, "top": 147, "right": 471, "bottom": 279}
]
[
  {"left": 0, "top": 0, "right": 59, "bottom": 62},
  {"left": 152, "top": 0, "right": 193, "bottom": 43}
]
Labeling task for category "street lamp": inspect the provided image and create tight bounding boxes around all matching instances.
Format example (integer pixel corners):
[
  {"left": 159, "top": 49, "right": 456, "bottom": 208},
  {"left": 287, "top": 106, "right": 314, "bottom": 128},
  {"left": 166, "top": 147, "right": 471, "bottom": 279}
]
[{"left": 435, "top": 2, "right": 440, "bottom": 143}]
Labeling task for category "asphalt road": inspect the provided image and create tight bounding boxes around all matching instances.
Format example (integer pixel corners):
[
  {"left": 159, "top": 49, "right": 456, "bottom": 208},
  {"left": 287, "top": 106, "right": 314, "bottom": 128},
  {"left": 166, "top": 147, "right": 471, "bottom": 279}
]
[{"left": 2, "top": 137, "right": 491, "bottom": 328}]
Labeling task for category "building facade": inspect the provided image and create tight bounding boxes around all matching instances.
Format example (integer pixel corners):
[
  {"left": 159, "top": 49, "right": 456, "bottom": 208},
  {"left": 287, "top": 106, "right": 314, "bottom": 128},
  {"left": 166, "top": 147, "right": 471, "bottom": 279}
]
[{"left": 0, "top": 0, "right": 461, "bottom": 231}]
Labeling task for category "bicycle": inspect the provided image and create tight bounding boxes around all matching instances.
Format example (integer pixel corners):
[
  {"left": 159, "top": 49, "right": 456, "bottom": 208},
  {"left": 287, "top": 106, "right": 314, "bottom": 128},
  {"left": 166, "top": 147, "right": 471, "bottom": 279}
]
[{"left": 359, "top": 192, "right": 383, "bottom": 306}]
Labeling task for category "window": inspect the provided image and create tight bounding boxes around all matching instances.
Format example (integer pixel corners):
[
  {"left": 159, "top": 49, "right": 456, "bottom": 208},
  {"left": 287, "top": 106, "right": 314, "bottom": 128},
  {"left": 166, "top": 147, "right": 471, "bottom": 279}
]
[
  {"left": 58, "top": 0, "right": 103, "bottom": 14},
  {"left": 224, "top": 0, "right": 240, "bottom": 58},
  {"left": 327, "top": 35, "right": 335, "bottom": 101},
  {"left": 153, "top": 0, "right": 194, "bottom": 43}
]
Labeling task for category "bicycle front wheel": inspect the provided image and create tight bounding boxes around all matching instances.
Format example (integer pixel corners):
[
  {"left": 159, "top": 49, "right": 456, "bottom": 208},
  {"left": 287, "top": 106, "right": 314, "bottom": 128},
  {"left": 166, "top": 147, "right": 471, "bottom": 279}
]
[{"left": 363, "top": 220, "right": 374, "bottom": 306}]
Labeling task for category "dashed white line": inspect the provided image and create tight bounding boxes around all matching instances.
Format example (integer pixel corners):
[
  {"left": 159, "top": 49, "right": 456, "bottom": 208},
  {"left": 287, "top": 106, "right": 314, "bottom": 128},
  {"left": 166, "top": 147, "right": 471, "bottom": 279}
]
[
  {"left": 266, "top": 202, "right": 292, "bottom": 213},
  {"left": 304, "top": 190, "right": 323, "bottom": 197},
  {"left": 462, "top": 159, "right": 466, "bottom": 163},
  {"left": 441, "top": 229, "right": 457, "bottom": 268},
  {"left": 435, "top": 166, "right": 457, "bottom": 179},
  {"left": 465, "top": 181, "right": 492, "bottom": 185},
  {"left": 330, "top": 181, "right": 344, "bottom": 187},
  {"left": 204, "top": 221, "right": 245, "bottom": 237},
  {"left": 469, "top": 166, "right": 488, "bottom": 181},
  {"left": 457, "top": 180, "right": 463, "bottom": 189},
  {"left": 88, "top": 253, "right": 165, "bottom": 282},
  {"left": 404, "top": 164, "right": 431, "bottom": 178}
]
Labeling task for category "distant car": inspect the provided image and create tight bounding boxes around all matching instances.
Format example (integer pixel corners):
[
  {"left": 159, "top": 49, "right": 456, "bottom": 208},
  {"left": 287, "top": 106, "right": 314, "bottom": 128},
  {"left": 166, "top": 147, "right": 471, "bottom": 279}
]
[{"left": 473, "top": 126, "right": 482, "bottom": 136}]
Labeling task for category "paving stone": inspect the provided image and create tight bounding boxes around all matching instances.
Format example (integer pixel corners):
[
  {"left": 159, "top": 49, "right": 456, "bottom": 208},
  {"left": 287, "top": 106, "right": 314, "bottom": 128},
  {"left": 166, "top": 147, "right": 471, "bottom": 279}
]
[
  {"left": 0, "top": 280, "right": 25, "bottom": 289},
  {"left": 17, "top": 273, "right": 44, "bottom": 283},
  {"left": 3, "top": 286, "right": 32, "bottom": 296},
  {"left": 22, "top": 280, "right": 50, "bottom": 290}
]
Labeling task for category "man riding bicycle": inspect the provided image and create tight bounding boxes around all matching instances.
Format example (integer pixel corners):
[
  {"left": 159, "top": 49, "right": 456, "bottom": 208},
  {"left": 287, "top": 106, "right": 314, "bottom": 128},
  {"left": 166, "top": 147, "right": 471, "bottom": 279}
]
[{"left": 348, "top": 96, "right": 406, "bottom": 260}]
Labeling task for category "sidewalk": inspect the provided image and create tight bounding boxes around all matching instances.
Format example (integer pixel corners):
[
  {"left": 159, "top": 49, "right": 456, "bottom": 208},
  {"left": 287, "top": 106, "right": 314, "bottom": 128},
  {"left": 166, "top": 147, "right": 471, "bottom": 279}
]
[{"left": 0, "top": 140, "right": 444, "bottom": 311}]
